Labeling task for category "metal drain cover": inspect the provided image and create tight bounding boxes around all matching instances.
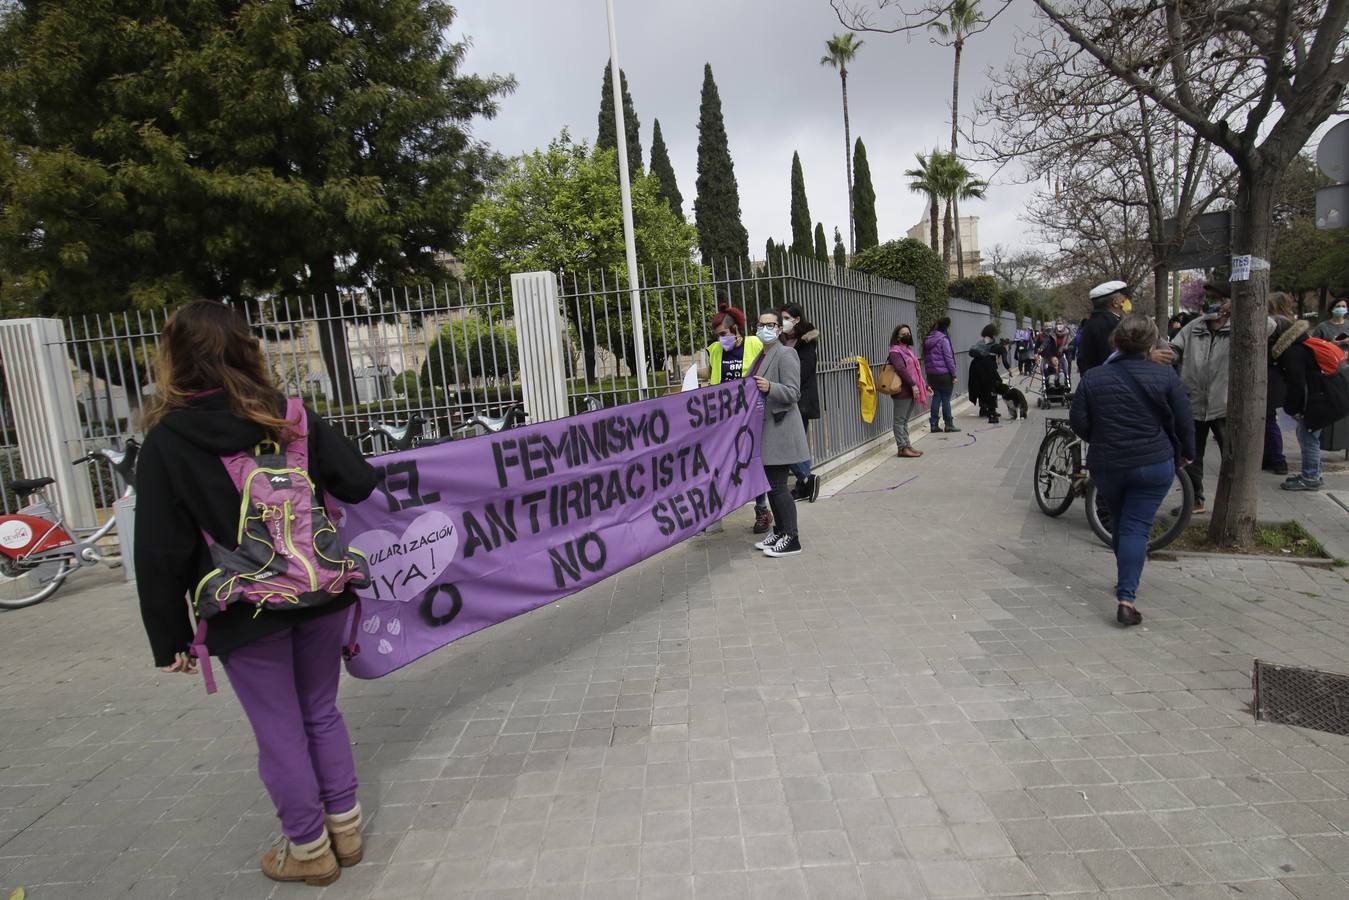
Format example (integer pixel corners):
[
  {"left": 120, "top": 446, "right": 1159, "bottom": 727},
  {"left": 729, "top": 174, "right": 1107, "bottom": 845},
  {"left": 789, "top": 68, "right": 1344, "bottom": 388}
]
[{"left": 1253, "top": 659, "right": 1349, "bottom": 735}]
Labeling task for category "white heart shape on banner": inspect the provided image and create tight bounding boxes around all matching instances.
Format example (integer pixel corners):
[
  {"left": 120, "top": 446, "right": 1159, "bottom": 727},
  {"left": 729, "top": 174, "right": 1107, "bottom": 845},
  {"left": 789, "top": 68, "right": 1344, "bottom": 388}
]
[
  {"left": 349, "top": 509, "right": 458, "bottom": 604},
  {"left": 377, "top": 639, "right": 393, "bottom": 655},
  {"left": 386, "top": 618, "right": 402, "bottom": 636},
  {"left": 362, "top": 615, "right": 381, "bottom": 634}
]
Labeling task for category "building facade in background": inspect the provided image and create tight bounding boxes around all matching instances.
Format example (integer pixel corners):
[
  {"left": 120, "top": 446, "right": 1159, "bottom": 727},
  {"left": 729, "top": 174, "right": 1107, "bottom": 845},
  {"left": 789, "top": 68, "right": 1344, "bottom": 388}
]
[{"left": 907, "top": 213, "right": 981, "bottom": 279}]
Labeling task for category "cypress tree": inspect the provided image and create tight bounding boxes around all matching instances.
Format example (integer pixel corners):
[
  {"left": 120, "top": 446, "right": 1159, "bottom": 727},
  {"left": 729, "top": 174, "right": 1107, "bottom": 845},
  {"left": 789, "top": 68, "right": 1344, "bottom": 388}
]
[
  {"left": 596, "top": 61, "right": 642, "bottom": 184},
  {"left": 853, "top": 138, "right": 879, "bottom": 252},
  {"left": 814, "top": 223, "right": 829, "bottom": 265},
  {"left": 694, "top": 63, "right": 749, "bottom": 269},
  {"left": 649, "top": 119, "right": 683, "bottom": 218},
  {"left": 789, "top": 151, "right": 813, "bottom": 258},
  {"left": 833, "top": 226, "right": 847, "bottom": 268}
]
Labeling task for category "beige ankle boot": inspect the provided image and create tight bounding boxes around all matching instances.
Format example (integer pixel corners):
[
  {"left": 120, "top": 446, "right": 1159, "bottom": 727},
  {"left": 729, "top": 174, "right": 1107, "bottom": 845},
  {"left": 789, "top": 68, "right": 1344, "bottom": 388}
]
[
  {"left": 325, "top": 803, "right": 363, "bottom": 867},
  {"left": 260, "top": 832, "right": 340, "bottom": 886}
]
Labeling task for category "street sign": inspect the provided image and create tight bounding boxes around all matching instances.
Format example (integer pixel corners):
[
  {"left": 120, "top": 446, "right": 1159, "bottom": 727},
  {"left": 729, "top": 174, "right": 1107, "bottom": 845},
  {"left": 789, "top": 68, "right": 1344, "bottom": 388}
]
[
  {"left": 1316, "top": 119, "right": 1349, "bottom": 183},
  {"left": 1316, "top": 184, "right": 1348, "bottom": 230},
  {"left": 1163, "top": 209, "right": 1233, "bottom": 270}
]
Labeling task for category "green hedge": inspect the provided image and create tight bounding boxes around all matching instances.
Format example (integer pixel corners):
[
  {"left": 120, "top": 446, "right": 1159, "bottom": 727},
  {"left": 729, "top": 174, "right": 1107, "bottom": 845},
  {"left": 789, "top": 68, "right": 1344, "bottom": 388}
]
[{"left": 852, "top": 239, "right": 947, "bottom": 338}]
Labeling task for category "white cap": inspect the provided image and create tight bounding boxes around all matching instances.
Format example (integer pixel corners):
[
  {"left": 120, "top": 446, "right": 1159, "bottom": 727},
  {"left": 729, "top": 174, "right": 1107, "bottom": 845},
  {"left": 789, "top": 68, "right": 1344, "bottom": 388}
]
[{"left": 1089, "top": 280, "right": 1128, "bottom": 300}]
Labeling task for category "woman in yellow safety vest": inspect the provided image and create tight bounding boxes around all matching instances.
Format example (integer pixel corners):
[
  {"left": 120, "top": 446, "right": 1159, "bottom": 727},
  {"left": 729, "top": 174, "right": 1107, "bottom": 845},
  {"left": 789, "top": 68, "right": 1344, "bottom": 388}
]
[{"left": 697, "top": 303, "right": 770, "bottom": 534}]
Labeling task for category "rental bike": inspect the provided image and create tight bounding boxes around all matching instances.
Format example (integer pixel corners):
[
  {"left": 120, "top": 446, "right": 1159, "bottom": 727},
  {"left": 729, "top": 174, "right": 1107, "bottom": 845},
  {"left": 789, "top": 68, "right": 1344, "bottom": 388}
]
[
  {"left": 0, "top": 441, "right": 139, "bottom": 609},
  {"left": 1033, "top": 418, "right": 1194, "bottom": 551}
]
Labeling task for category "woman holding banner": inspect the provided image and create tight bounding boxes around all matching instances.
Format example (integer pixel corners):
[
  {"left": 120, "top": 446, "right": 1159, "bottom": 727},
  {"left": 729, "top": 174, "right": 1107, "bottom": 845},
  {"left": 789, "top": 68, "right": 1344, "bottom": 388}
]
[
  {"left": 751, "top": 310, "right": 809, "bottom": 558},
  {"left": 698, "top": 303, "right": 772, "bottom": 534}
]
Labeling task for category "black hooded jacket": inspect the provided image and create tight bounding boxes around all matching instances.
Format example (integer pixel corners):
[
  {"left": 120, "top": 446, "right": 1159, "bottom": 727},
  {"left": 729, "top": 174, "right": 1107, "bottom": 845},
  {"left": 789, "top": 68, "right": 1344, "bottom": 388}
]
[{"left": 135, "top": 392, "right": 378, "bottom": 667}]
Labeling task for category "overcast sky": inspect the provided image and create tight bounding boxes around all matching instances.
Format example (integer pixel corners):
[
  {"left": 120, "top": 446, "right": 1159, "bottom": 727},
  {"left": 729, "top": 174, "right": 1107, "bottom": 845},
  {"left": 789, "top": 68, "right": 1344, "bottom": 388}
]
[{"left": 455, "top": 0, "right": 1044, "bottom": 261}]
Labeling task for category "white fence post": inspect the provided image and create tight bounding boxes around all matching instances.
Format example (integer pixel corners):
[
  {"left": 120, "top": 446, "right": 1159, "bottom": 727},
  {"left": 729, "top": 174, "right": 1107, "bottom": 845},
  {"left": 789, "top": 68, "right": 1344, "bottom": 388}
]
[
  {"left": 511, "top": 271, "right": 571, "bottom": 423},
  {"left": 0, "top": 318, "right": 97, "bottom": 529}
]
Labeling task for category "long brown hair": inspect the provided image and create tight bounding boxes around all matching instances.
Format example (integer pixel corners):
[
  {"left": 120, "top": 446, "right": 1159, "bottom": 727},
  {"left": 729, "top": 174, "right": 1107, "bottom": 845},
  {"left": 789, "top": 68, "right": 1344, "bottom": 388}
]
[{"left": 143, "top": 300, "right": 294, "bottom": 441}]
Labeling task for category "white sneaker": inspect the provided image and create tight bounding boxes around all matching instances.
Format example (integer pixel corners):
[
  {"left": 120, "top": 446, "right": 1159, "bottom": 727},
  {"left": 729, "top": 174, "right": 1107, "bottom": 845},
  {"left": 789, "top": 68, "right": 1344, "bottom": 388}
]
[{"left": 755, "top": 531, "right": 778, "bottom": 550}]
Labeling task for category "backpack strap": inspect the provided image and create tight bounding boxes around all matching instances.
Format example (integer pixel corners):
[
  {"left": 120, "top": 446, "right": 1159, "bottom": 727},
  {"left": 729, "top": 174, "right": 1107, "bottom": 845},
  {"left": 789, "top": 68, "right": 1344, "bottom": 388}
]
[
  {"left": 343, "top": 599, "right": 363, "bottom": 661},
  {"left": 189, "top": 619, "right": 218, "bottom": 695},
  {"left": 283, "top": 397, "right": 309, "bottom": 467}
]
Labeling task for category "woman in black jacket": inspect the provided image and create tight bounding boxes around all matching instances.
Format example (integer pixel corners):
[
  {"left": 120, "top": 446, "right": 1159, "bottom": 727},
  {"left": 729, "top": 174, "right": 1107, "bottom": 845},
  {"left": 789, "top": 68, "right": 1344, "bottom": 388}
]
[
  {"left": 781, "top": 304, "right": 821, "bottom": 502},
  {"left": 136, "top": 301, "right": 379, "bottom": 886},
  {"left": 1272, "top": 319, "right": 1349, "bottom": 491},
  {"left": 1070, "top": 315, "right": 1195, "bottom": 626}
]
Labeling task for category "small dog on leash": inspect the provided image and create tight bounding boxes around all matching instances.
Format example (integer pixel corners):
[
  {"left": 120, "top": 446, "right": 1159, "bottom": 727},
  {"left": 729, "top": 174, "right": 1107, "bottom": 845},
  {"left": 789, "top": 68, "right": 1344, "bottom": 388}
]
[{"left": 993, "top": 382, "right": 1029, "bottom": 420}]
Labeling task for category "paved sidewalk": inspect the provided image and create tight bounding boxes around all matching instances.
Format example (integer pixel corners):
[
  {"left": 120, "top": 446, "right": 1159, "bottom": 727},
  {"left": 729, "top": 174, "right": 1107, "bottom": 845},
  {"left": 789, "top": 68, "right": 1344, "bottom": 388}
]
[{"left": 2, "top": 406, "right": 1348, "bottom": 900}]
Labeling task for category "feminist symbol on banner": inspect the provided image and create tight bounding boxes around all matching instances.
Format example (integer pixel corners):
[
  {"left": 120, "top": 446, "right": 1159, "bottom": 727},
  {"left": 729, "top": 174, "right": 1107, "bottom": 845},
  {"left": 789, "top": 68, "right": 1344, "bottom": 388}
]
[{"left": 730, "top": 425, "right": 756, "bottom": 487}]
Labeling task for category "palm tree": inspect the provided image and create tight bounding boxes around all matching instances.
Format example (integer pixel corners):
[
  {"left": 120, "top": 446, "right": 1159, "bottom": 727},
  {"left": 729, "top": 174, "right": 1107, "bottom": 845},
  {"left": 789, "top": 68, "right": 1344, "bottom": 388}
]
[
  {"left": 929, "top": 0, "right": 983, "bottom": 276},
  {"left": 905, "top": 150, "right": 954, "bottom": 263},
  {"left": 820, "top": 33, "right": 864, "bottom": 254},
  {"left": 905, "top": 151, "right": 944, "bottom": 260},
  {"left": 939, "top": 159, "right": 988, "bottom": 275}
]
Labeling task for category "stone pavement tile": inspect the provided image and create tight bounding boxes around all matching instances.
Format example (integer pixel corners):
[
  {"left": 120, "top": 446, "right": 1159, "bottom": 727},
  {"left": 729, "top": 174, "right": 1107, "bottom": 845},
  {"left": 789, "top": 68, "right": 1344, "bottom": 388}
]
[
  {"left": 1023, "top": 853, "right": 1100, "bottom": 893},
  {"left": 1278, "top": 875, "right": 1349, "bottom": 900},
  {"left": 746, "top": 867, "right": 808, "bottom": 900}
]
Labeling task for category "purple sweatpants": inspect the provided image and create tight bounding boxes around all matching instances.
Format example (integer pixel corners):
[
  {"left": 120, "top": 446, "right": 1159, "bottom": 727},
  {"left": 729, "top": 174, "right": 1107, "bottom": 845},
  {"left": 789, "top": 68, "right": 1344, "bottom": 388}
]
[{"left": 221, "top": 610, "right": 358, "bottom": 844}]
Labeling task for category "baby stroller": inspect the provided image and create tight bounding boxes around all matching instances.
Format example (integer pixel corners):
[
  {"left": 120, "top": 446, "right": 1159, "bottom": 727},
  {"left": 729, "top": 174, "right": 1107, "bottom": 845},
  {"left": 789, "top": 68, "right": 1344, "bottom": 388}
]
[{"left": 1036, "top": 358, "right": 1072, "bottom": 409}]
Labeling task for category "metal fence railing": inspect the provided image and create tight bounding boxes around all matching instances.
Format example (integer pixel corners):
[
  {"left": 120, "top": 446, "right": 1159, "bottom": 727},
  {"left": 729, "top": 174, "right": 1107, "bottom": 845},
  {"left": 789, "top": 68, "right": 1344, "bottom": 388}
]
[
  {"left": 4, "top": 255, "right": 936, "bottom": 515},
  {"left": 559, "top": 253, "right": 919, "bottom": 467}
]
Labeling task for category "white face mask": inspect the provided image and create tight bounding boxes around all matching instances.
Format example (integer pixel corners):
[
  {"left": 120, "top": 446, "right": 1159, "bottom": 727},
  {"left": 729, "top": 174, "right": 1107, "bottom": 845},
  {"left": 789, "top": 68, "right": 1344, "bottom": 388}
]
[
  {"left": 756, "top": 325, "right": 779, "bottom": 344},
  {"left": 1334, "top": 306, "right": 1348, "bottom": 318},
  {"left": 781, "top": 318, "right": 796, "bottom": 335}
]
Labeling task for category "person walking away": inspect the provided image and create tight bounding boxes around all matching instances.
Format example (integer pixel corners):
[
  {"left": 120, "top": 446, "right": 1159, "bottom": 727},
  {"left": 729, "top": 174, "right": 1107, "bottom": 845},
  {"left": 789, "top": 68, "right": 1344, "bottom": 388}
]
[
  {"left": 1076, "top": 281, "right": 1133, "bottom": 376},
  {"left": 780, "top": 304, "right": 821, "bottom": 502},
  {"left": 1070, "top": 315, "right": 1195, "bottom": 627},
  {"left": 1036, "top": 324, "right": 1062, "bottom": 388},
  {"left": 698, "top": 303, "right": 770, "bottom": 533},
  {"left": 1313, "top": 295, "right": 1349, "bottom": 347},
  {"left": 750, "top": 310, "right": 810, "bottom": 557},
  {"left": 136, "top": 301, "right": 380, "bottom": 886},
  {"left": 889, "top": 324, "right": 930, "bottom": 458},
  {"left": 923, "top": 317, "right": 960, "bottom": 433},
  {"left": 1014, "top": 325, "right": 1034, "bottom": 375},
  {"left": 1272, "top": 319, "right": 1349, "bottom": 491},
  {"left": 1263, "top": 293, "right": 1295, "bottom": 475},
  {"left": 968, "top": 323, "right": 1012, "bottom": 423},
  {"left": 1169, "top": 284, "right": 1232, "bottom": 514}
]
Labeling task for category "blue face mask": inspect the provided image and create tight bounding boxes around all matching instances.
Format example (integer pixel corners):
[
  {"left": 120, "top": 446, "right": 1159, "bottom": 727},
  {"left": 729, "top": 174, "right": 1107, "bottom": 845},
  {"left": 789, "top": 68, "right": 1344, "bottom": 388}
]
[
  {"left": 1334, "top": 306, "right": 1348, "bottom": 318},
  {"left": 756, "top": 325, "right": 779, "bottom": 344}
]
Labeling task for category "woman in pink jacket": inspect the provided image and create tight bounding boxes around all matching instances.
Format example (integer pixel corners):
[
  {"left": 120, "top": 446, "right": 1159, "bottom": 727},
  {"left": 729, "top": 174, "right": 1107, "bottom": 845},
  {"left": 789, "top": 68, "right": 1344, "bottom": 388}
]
[{"left": 889, "top": 324, "right": 931, "bottom": 457}]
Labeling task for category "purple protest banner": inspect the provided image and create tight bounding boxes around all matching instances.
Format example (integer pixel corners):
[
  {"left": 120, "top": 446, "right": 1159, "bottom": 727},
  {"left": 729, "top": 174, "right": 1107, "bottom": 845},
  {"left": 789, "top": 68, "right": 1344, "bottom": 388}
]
[{"left": 333, "top": 379, "right": 769, "bottom": 678}]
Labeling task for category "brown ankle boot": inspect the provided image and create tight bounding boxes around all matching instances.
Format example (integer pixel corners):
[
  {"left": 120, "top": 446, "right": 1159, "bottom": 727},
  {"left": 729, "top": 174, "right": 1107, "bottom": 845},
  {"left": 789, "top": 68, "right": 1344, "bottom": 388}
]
[
  {"left": 326, "top": 803, "right": 364, "bottom": 867},
  {"left": 261, "top": 832, "right": 340, "bottom": 886}
]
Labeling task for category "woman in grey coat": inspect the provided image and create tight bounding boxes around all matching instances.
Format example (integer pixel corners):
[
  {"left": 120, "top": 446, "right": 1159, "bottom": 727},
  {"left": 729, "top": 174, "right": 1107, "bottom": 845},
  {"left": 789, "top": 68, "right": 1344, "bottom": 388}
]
[{"left": 751, "top": 310, "right": 809, "bottom": 557}]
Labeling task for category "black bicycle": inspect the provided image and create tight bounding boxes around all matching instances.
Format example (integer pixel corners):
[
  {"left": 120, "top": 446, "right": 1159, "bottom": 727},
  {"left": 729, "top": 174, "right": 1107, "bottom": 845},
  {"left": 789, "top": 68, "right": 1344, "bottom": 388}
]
[{"left": 1033, "top": 417, "right": 1194, "bottom": 551}]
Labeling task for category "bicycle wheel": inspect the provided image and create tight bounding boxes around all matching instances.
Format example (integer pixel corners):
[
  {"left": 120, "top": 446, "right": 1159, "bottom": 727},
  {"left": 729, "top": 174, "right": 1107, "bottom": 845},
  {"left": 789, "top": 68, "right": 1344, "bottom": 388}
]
[
  {"left": 0, "top": 558, "right": 72, "bottom": 609},
  {"left": 1034, "top": 428, "right": 1079, "bottom": 517},
  {"left": 1085, "top": 466, "right": 1195, "bottom": 552}
]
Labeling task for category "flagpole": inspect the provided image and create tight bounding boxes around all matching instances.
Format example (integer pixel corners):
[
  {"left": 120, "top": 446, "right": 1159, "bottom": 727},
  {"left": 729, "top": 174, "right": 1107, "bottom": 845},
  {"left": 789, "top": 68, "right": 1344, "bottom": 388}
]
[{"left": 605, "top": 0, "right": 649, "bottom": 397}]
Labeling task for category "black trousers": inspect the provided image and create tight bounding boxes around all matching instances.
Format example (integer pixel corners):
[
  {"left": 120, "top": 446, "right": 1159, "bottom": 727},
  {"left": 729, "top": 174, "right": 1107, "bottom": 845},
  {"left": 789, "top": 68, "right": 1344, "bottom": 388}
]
[
  {"left": 764, "top": 464, "right": 798, "bottom": 536},
  {"left": 1185, "top": 418, "right": 1225, "bottom": 502}
]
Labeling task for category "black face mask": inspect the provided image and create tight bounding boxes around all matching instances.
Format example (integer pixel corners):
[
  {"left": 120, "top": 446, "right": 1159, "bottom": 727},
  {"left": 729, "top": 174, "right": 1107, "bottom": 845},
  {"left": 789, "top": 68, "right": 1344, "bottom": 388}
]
[{"left": 900, "top": 334, "right": 913, "bottom": 345}]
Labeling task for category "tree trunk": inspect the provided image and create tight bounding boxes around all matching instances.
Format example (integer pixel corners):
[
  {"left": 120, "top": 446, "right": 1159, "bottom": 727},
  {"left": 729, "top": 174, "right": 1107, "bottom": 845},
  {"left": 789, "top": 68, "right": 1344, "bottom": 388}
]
[
  {"left": 954, "top": 195, "right": 964, "bottom": 279},
  {"left": 950, "top": 40, "right": 962, "bottom": 153},
  {"left": 310, "top": 257, "right": 358, "bottom": 410},
  {"left": 1152, "top": 264, "right": 1168, "bottom": 335},
  {"left": 929, "top": 195, "right": 941, "bottom": 255},
  {"left": 942, "top": 199, "right": 954, "bottom": 273},
  {"left": 951, "top": 40, "right": 964, "bottom": 279},
  {"left": 1206, "top": 171, "right": 1274, "bottom": 548},
  {"left": 841, "top": 70, "right": 854, "bottom": 256}
]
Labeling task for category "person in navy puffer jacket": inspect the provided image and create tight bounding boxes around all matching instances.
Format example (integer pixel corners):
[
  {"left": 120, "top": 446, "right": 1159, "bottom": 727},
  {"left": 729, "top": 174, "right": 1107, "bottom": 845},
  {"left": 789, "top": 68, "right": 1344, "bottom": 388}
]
[{"left": 1070, "top": 315, "right": 1196, "bottom": 627}]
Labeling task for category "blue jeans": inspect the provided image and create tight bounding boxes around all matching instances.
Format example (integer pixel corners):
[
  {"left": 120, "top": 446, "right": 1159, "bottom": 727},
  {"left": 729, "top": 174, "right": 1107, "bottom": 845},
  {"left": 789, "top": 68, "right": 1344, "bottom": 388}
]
[
  {"left": 791, "top": 416, "right": 813, "bottom": 482},
  {"left": 1090, "top": 460, "right": 1175, "bottom": 604},
  {"left": 928, "top": 384, "right": 954, "bottom": 429},
  {"left": 1296, "top": 422, "right": 1323, "bottom": 481}
]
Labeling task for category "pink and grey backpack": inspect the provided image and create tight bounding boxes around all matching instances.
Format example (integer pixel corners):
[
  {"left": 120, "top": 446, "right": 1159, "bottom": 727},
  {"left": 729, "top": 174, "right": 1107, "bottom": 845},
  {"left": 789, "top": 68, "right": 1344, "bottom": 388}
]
[{"left": 189, "top": 398, "right": 370, "bottom": 692}]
